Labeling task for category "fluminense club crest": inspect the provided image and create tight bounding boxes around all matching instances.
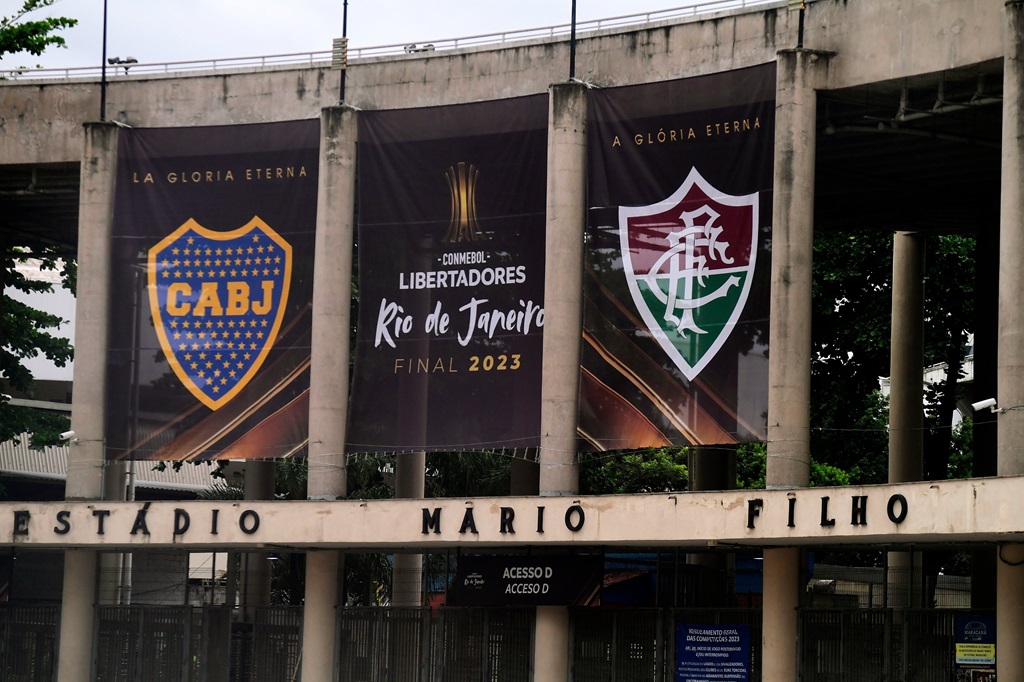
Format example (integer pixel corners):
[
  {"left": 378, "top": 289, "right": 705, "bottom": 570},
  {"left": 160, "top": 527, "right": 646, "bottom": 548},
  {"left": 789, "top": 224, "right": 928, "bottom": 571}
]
[
  {"left": 147, "top": 216, "right": 292, "bottom": 410},
  {"left": 619, "top": 168, "right": 758, "bottom": 381}
]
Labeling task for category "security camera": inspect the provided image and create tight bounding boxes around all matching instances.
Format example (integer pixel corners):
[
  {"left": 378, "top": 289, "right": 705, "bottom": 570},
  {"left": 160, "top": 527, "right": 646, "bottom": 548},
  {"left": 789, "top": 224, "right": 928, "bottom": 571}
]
[
  {"left": 971, "top": 398, "right": 998, "bottom": 413},
  {"left": 59, "top": 430, "right": 76, "bottom": 441}
]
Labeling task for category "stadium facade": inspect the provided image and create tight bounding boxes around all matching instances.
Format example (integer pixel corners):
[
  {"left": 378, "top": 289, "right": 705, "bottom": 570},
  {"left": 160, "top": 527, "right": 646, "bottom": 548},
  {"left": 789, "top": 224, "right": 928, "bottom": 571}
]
[{"left": 2, "top": 0, "right": 1024, "bottom": 679}]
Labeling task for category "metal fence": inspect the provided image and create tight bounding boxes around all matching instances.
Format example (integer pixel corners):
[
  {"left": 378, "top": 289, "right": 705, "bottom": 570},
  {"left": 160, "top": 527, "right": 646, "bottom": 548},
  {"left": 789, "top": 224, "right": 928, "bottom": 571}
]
[
  {"left": 0, "top": 602, "right": 993, "bottom": 681},
  {"left": 0, "top": 604, "right": 59, "bottom": 682},
  {"left": 799, "top": 608, "right": 992, "bottom": 682},
  {"left": 570, "top": 607, "right": 762, "bottom": 681},
  {"left": 95, "top": 605, "right": 301, "bottom": 682},
  {"left": 336, "top": 607, "right": 532, "bottom": 682}
]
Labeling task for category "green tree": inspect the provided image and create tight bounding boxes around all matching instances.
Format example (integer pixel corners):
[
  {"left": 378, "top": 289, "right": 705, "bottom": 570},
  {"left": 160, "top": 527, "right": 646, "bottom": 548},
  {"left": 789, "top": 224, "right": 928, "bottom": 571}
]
[
  {"left": 0, "top": 0, "right": 77, "bottom": 447},
  {"left": 580, "top": 446, "right": 689, "bottom": 495},
  {"left": 0, "top": 0, "right": 76, "bottom": 62}
]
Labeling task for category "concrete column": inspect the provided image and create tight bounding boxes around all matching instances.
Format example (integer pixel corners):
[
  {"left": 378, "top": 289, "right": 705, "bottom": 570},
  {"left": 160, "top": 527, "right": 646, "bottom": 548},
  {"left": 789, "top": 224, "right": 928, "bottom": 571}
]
[
  {"left": 688, "top": 448, "right": 734, "bottom": 575},
  {"left": 887, "top": 232, "right": 924, "bottom": 609},
  {"left": 392, "top": 451, "right": 426, "bottom": 607},
  {"left": 888, "top": 231, "right": 924, "bottom": 483},
  {"left": 999, "top": 3, "right": 1024, "bottom": 677},
  {"left": 762, "top": 548, "right": 800, "bottom": 680},
  {"left": 98, "top": 461, "right": 126, "bottom": 604},
  {"left": 765, "top": 49, "right": 831, "bottom": 682},
  {"left": 510, "top": 452, "right": 540, "bottom": 496},
  {"left": 535, "top": 606, "right": 571, "bottom": 681},
  {"left": 242, "top": 461, "right": 274, "bottom": 614},
  {"left": 538, "top": 81, "right": 587, "bottom": 497},
  {"left": 301, "top": 104, "right": 357, "bottom": 682},
  {"left": 57, "top": 121, "right": 120, "bottom": 682},
  {"left": 534, "top": 80, "right": 587, "bottom": 682}
]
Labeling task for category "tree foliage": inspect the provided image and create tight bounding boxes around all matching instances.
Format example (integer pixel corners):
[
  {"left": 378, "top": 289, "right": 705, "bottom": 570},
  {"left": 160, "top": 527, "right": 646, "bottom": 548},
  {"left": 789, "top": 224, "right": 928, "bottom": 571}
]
[
  {"left": 580, "top": 447, "right": 688, "bottom": 495},
  {"left": 0, "top": 0, "right": 76, "bottom": 61},
  {"left": 0, "top": 253, "right": 75, "bottom": 446},
  {"left": 0, "top": 0, "right": 77, "bottom": 446}
]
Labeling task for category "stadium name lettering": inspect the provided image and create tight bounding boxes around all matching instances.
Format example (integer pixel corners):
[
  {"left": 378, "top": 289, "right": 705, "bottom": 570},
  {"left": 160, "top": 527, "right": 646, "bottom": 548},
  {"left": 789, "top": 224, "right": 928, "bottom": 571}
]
[
  {"left": 421, "top": 504, "right": 586, "bottom": 535},
  {"left": 745, "top": 493, "right": 909, "bottom": 530},
  {"left": 10, "top": 506, "right": 261, "bottom": 538}
]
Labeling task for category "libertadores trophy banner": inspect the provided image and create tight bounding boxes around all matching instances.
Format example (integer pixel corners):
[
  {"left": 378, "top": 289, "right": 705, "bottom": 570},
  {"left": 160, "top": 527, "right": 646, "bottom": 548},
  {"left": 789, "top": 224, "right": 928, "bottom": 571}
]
[
  {"left": 348, "top": 96, "right": 547, "bottom": 452},
  {"left": 107, "top": 120, "right": 319, "bottom": 460},
  {"left": 583, "top": 63, "right": 775, "bottom": 449}
]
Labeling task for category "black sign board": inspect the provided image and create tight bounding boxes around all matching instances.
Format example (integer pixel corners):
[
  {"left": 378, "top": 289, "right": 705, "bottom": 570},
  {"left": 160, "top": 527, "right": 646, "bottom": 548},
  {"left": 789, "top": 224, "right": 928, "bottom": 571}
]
[{"left": 454, "top": 555, "right": 603, "bottom": 606}]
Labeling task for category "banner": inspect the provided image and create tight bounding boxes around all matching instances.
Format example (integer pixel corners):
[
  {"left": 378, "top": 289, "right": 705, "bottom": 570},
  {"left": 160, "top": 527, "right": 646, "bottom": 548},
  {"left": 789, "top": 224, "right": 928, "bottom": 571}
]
[
  {"left": 348, "top": 96, "right": 547, "bottom": 452},
  {"left": 583, "top": 64, "right": 775, "bottom": 449},
  {"left": 106, "top": 120, "right": 319, "bottom": 460},
  {"left": 454, "top": 555, "right": 602, "bottom": 606}
]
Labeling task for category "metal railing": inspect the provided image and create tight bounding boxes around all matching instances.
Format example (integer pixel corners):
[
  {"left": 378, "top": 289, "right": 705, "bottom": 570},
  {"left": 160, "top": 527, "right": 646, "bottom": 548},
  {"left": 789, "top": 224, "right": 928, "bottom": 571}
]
[{"left": 2, "top": 0, "right": 779, "bottom": 81}]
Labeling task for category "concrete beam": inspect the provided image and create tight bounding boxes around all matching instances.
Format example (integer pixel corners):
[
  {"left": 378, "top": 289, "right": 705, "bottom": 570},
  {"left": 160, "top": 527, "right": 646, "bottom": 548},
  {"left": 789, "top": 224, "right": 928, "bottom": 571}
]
[{"left": 4, "top": 476, "right": 1024, "bottom": 550}]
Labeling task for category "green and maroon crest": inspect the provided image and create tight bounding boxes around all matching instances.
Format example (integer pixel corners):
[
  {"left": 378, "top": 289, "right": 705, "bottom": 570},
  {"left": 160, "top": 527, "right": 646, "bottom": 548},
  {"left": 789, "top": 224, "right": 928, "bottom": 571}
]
[
  {"left": 147, "top": 216, "right": 293, "bottom": 410},
  {"left": 619, "top": 168, "right": 758, "bottom": 381}
]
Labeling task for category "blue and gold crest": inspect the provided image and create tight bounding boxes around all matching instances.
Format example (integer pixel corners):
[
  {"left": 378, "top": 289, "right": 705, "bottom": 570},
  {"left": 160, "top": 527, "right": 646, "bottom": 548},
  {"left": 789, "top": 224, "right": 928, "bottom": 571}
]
[{"left": 147, "top": 216, "right": 293, "bottom": 410}]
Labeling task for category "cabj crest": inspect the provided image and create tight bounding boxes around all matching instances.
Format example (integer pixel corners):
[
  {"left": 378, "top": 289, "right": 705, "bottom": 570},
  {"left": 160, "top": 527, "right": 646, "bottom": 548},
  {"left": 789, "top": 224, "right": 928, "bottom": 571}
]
[
  {"left": 619, "top": 168, "right": 758, "bottom": 381},
  {"left": 147, "top": 216, "right": 293, "bottom": 410}
]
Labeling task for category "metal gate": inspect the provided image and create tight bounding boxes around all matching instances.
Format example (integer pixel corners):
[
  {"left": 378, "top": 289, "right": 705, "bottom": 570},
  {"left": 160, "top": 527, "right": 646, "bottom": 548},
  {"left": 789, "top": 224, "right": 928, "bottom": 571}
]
[
  {"left": 0, "top": 604, "right": 59, "bottom": 682},
  {"left": 569, "top": 607, "right": 762, "bottom": 682},
  {"left": 95, "top": 605, "right": 301, "bottom": 682},
  {"left": 336, "top": 607, "right": 532, "bottom": 682},
  {"left": 798, "top": 608, "right": 989, "bottom": 681}
]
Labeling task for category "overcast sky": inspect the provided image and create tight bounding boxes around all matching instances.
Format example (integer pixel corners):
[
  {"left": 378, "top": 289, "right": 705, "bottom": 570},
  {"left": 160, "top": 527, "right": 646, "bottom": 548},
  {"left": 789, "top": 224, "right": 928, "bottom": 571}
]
[{"left": 2, "top": 0, "right": 705, "bottom": 71}]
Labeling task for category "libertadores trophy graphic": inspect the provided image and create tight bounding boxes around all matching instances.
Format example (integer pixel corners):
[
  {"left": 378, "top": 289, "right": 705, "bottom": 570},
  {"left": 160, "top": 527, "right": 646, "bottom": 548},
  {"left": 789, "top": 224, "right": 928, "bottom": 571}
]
[
  {"left": 148, "top": 216, "right": 293, "bottom": 410},
  {"left": 619, "top": 167, "right": 758, "bottom": 381}
]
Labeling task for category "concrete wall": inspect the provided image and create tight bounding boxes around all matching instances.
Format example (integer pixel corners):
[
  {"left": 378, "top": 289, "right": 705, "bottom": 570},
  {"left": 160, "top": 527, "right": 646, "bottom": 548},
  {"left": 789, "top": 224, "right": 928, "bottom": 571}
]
[{"left": 0, "top": 0, "right": 1004, "bottom": 166}]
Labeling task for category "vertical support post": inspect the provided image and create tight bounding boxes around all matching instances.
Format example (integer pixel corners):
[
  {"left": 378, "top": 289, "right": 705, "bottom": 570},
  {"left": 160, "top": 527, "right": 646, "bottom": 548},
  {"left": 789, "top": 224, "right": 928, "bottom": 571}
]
[
  {"left": 999, "top": 3, "right": 1024, "bottom": 678},
  {"left": 393, "top": 451, "right": 426, "bottom": 607},
  {"left": 888, "top": 231, "right": 925, "bottom": 484},
  {"left": 539, "top": 81, "right": 587, "bottom": 497},
  {"left": 534, "top": 79, "right": 587, "bottom": 682},
  {"left": 242, "top": 462, "right": 274, "bottom": 617},
  {"left": 57, "top": 121, "right": 120, "bottom": 682},
  {"left": 301, "top": 104, "right": 358, "bottom": 682},
  {"left": 887, "top": 231, "right": 924, "bottom": 608},
  {"left": 765, "top": 47, "right": 831, "bottom": 681}
]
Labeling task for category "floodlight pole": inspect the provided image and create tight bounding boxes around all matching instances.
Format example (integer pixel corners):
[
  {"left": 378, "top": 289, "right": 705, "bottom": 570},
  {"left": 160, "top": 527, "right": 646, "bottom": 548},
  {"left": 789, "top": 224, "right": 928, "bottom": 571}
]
[
  {"left": 100, "top": 0, "right": 108, "bottom": 121},
  {"left": 339, "top": 0, "right": 349, "bottom": 104},
  {"left": 569, "top": 0, "right": 577, "bottom": 80}
]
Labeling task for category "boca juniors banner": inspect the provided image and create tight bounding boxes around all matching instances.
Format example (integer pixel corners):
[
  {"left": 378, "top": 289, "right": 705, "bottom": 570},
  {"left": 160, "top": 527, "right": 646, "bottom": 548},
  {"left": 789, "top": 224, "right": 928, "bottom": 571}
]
[
  {"left": 348, "top": 96, "right": 547, "bottom": 452},
  {"left": 583, "top": 64, "right": 775, "bottom": 449},
  {"left": 106, "top": 120, "right": 319, "bottom": 460}
]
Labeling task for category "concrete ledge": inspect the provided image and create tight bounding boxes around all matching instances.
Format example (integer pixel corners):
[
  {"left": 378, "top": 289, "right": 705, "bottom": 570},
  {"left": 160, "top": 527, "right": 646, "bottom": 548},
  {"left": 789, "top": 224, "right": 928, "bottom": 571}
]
[{"left": 2, "top": 475, "right": 1022, "bottom": 550}]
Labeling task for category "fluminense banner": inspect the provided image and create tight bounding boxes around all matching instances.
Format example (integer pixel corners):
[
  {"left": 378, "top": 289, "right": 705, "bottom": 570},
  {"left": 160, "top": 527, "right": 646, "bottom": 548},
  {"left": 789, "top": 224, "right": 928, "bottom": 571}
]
[
  {"left": 107, "top": 120, "right": 319, "bottom": 461},
  {"left": 348, "top": 96, "right": 547, "bottom": 452},
  {"left": 582, "top": 64, "right": 775, "bottom": 449}
]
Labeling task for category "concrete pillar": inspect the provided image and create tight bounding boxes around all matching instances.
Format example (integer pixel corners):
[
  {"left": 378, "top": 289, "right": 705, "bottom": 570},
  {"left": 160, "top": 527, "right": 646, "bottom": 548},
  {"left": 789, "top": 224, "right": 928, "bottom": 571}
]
[
  {"left": 57, "top": 121, "right": 120, "bottom": 682},
  {"left": 533, "top": 81, "right": 587, "bottom": 681},
  {"left": 764, "top": 48, "right": 831, "bottom": 681},
  {"left": 888, "top": 231, "right": 925, "bottom": 484},
  {"left": 242, "top": 461, "right": 274, "bottom": 614},
  {"left": 510, "top": 451, "right": 540, "bottom": 496},
  {"left": 392, "top": 451, "right": 426, "bottom": 607},
  {"left": 98, "top": 462, "right": 126, "bottom": 604},
  {"left": 301, "top": 104, "right": 357, "bottom": 682},
  {"left": 535, "top": 606, "right": 571, "bottom": 681},
  {"left": 538, "top": 81, "right": 587, "bottom": 497},
  {"left": 999, "top": 3, "right": 1024, "bottom": 677},
  {"left": 887, "top": 231, "right": 924, "bottom": 608},
  {"left": 687, "top": 448, "right": 734, "bottom": 577}
]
